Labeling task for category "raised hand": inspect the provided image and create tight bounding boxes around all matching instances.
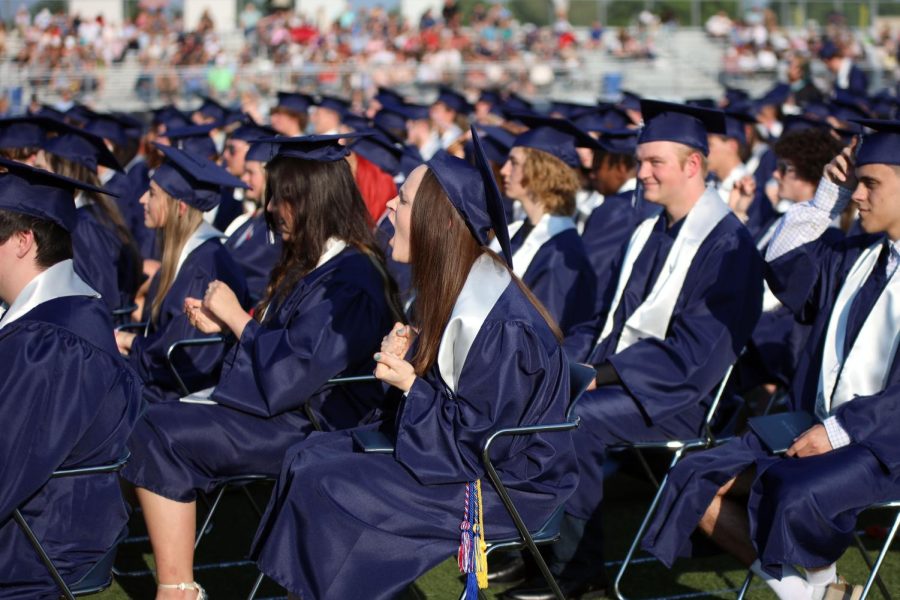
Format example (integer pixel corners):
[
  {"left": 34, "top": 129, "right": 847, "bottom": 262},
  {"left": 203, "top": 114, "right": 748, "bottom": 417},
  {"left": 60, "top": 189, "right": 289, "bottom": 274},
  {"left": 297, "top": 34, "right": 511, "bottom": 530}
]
[{"left": 824, "top": 137, "right": 860, "bottom": 190}]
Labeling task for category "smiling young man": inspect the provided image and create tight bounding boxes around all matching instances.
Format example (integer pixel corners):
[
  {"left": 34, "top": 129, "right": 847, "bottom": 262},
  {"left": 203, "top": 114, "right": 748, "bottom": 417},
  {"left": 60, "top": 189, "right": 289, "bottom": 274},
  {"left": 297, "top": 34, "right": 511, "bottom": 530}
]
[
  {"left": 641, "top": 121, "right": 900, "bottom": 600},
  {"left": 506, "top": 101, "right": 764, "bottom": 599}
]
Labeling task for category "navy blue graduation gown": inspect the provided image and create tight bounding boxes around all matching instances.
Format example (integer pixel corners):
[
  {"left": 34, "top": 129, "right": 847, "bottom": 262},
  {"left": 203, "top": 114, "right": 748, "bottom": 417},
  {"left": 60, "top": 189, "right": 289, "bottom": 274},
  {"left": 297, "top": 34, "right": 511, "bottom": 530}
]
[
  {"left": 249, "top": 281, "right": 578, "bottom": 600},
  {"left": 72, "top": 205, "right": 130, "bottom": 311},
  {"left": 642, "top": 232, "right": 900, "bottom": 577},
  {"left": 121, "top": 248, "right": 394, "bottom": 501},
  {"left": 562, "top": 213, "right": 764, "bottom": 520},
  {"left": 746, "top": 149, "right": 779, "bottom": 240},
  {"left": 212, "top": 186, "right": 246, "bottom": 233},
  {"left": 580, "top": 191, "right": 640, "bottom": 312},
  {"left": 0, "top": 296, "right": 141, "bottom": 599},
  {"left": 224, "top": 212, "right": 282, "bottom": 305},
  {"left": 514, "top": 227, "right": 596, "bottom": 335},
  {"left": 128, "top": 238, "right": 249, "bottom": 403}
]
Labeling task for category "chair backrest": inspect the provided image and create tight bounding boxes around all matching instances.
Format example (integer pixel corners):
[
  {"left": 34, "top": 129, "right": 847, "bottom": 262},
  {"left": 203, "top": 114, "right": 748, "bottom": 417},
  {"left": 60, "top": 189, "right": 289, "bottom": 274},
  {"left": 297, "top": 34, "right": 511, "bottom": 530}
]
[
  {"left": 567, "top": 361, "right": 597, "bottom": 421},
  {"left": 701, "top": 362, "right": 737, "bottom": 444}
]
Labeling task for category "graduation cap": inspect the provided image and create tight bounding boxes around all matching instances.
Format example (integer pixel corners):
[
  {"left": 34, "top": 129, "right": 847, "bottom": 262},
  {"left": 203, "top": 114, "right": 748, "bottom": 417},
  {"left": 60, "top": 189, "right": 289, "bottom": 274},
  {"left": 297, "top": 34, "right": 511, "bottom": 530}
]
[
  {"left": 83, "top": 111, "right": 129, "bottom": 146},
  {"left": 501, "top": 93, "right": 534, "bottom": 115},
  {"left": 509, "top": 114, "right": 601, "bottom": 168},
  {"left": 574, "top": 104, "right": 634, "bottom": 132},
  {"left": 0, "top": 157, "right": 117, "bottom": 232},
  {"left": 469, "top": 125, "right": 515, "bottom": 164},
  {"left": 686, "top": 98, "right": 718, "bottom": 109},
  {"left": 229, "top": 121, "right": 277, "bottom": 142},
  {"left": 246, "top": 141, "right": 279, "bottom": 163},
  {"left": 164, "top": 124, "right": 218, "bottom": 158},
  {"left": 193, "top": 95, "right": 228, "bottom": 123},
  {"left": 869, "top": 90, "right": 899, "bottom": 119},
  {"left": 152, "top": 105, "right": 191, "bottom": 132},
  {"left": 755, "top": 83, "right": 791, "bottom": 109},
  {"left": 426, "top": 129, "right": 512, "bottom": 266},
  {"left": 594, "top": 127, "right": 639, "bottom": 156},
  {"left": 477, "top": 90, "right": 502, "bottom": 106},
  {"left": 64, "top": 103, "right": 94, "bottom": 127},
  {"left": 618, "top": 90, "right": 642, "bottom": 114},
  {"left": 397, "top": 103, "right": 431, "bottom": 122},
  {"left": 548, "top": 100, "right": 595, "bottom": 120},
  {"left": 819, "top": 40, "right": 839, "bottom": 60},
  {"left": 111, "top": 112, "right": 145, "bottom": 140},
  {"left": 374, "top": 87, "right": 405, "bottom": 108},
  {"left": 638, "top": 100, "right": 727, "bottom": 156},
  {"left": 722, "top": 109, "right": 758, "bottom": 145},
  {"left": 0, "top": 117, "right": 57, "bottom": 150},
  {"left": 374, "top": 106, "right": 409, "bottom": 135},
  {"left": 257, "top": 132, "right": 367, "bottom": 162},
  {"left": 315, "top": 95, "right": 351, "bottom": 115},
  {"left": 30, "top": 105, "right": 66, "bottom": 123},
  {"left": 274, "top": 92, "right": 313, "bottom": 114},
  {"left": 42, "top": 122, "right": 122, "bottom": 172},
  {"left": 853, "top": 119, "right": 900, "bottom": 167},
  {"left": 342, "top": 112, "right": 371, "bottom": 132},
  {"left": 350, "top": 129, "right": 404, "bottom": 176},
  {"left": 152, "top": 143, "right": 247, "bottom": 211},
  {"left": 399, "top": 145, "right": 425, "bottom": 180},
  {"left": 781, "top": 113, "right": 835, "bottom": 135},
  {"left": 434, "top": 86, "right": 472, "bottom": 114},
  {"left": 724, "top": 87, "right": 751, "bottom": 107}
]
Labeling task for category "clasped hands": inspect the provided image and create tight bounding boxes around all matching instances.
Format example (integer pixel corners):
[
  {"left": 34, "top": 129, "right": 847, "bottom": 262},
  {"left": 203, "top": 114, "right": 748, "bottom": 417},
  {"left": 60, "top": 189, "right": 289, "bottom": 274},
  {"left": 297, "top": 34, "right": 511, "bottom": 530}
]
[
  {"left": 184, "top": 280, "right": 252, "bottom": 339},
  {"left": 374, "top": 321, "right": 418, "bottom": 393}
]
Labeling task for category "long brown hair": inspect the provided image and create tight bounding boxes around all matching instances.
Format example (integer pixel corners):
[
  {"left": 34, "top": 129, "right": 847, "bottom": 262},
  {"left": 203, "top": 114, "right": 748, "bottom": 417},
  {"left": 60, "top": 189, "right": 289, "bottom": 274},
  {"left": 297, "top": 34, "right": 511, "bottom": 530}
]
[
  {"left": 151, "top": 190, "right": 205, "bottom": 323},
  {"left": 409, "top": 169, "right": 562, "bottom": 375},
  {"left": 258, "top": 155, "right": 400, "bottom": 319}
]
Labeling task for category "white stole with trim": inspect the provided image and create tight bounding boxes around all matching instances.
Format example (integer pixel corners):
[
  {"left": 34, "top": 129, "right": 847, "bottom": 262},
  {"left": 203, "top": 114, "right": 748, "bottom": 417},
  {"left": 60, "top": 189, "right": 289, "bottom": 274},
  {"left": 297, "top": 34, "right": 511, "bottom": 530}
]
[
  {"left": 757, "top": 216, "right": 784, "bottom": 313},
  {"left": 816, "top": 240, "right": 900, "bottom": 418},
  {"left": 436, "top": 254, "right": 511, "bottom": 393},
  {"left": 493, "top": 214, "right": 576, "bottom": 279},
  {"left": 174, "top": 221, "right": 226, "bottom": 282},
  {"left": 596, "top": 187, "right": 731, "bottom": 353},
  {"left": 0, "top": 260, "right": 100, "bottom": 331}
]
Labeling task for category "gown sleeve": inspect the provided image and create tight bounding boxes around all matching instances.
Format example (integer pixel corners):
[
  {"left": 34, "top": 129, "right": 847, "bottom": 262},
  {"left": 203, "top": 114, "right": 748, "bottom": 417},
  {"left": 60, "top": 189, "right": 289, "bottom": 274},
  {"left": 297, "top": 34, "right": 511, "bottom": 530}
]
[
  {"left": 0, "top": 324, "right": 103, "bottom": 522},
  {"left": 835, "top": 383, "right": 900, "bottom": 475},
  {"left": 394, "top": 320, "right": 561, "bottom": 486},
  {"left": 213, "top": 280, "right": 387, "bottom": 417}
]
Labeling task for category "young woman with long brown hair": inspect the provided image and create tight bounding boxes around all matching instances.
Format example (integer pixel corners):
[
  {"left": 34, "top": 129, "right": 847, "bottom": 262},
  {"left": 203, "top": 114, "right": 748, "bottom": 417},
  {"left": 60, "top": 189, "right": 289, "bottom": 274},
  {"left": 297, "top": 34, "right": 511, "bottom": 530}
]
[
  {"left": 113, "top": 144, "right": 250, "bottom": 405},
  {"left": 35, "top": 124, "right": 143, "bottom": 312},
  {"left": 247, "top": 136, "right": 579, "bottom": 600},
  {"left": 119, "top": 134, "right": 401, "bottom": 600}
]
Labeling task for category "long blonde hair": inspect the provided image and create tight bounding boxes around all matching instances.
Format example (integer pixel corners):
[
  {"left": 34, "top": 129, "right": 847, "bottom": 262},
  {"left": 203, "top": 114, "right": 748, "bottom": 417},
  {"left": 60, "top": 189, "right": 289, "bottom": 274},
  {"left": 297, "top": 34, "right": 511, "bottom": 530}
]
[{"left": 151, "top": 191, "right": 204, "bottom": 323}]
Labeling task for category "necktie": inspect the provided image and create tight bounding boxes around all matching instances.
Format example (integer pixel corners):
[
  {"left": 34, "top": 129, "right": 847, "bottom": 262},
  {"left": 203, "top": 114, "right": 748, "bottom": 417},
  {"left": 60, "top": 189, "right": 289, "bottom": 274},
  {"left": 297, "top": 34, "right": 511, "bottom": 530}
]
[{"left": 843, "top": 241, "right": 891, "bottom": 357}]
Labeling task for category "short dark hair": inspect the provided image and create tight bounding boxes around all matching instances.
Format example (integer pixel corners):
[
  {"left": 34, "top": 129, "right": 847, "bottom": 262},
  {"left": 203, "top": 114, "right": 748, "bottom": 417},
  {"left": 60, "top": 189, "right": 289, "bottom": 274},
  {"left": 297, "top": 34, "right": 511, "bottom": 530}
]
[
  {"left": 0, "top": 209, "right": 73, "bottom": 268},
  {"left": 774, "top": 129, "right": 844, "bottom": 185}
]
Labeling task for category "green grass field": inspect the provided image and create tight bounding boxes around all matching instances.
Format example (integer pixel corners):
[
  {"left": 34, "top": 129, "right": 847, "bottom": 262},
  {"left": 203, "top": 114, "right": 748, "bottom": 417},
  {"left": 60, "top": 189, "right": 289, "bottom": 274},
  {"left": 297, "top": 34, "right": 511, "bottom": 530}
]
[{"left": 97, "top": 457, "right": 900, "bottom": 599}]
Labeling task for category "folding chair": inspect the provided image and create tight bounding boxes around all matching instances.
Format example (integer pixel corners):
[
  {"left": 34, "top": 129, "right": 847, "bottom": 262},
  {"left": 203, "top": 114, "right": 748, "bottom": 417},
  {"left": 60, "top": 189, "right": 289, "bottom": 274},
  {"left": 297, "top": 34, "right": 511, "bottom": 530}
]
[
  {"left": 613, "top": 363, "right": 738, "bottom": 600},
  {"left": 736, "top": 500, "right": 900, "bottom": 600},
  {"left": 13, "top": 453, "right": 131, "bottom": 600},
  {"left": 111, "top": 303, "right": 138, "bottom": 326},
  {"left": 253, "top": 359, "right": 594, "bottom": 600}
]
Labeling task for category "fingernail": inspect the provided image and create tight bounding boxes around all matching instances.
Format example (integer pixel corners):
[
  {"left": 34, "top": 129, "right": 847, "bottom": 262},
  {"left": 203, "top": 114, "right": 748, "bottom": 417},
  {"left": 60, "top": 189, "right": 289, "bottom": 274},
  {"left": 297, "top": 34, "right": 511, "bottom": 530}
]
[
  {"left": 374, "top": 353, "right": 381, "bottom": 360},
  {"left": 396, "top": 328, "right": 405, "bottom": 334}
]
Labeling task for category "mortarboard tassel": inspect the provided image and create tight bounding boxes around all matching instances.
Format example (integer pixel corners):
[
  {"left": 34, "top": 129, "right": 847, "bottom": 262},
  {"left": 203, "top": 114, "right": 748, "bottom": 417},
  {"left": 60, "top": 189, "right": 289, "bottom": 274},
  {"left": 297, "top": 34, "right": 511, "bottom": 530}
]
[{"left": 458, "top": 480, "right": 489, "bottom": 599}]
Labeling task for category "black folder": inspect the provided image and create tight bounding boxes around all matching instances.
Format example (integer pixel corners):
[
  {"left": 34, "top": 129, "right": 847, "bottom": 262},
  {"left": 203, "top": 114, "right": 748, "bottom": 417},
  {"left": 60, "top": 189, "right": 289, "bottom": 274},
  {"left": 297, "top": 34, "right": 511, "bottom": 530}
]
[{"left": 748, "top": 410, "right": 817, "bottom": 455}]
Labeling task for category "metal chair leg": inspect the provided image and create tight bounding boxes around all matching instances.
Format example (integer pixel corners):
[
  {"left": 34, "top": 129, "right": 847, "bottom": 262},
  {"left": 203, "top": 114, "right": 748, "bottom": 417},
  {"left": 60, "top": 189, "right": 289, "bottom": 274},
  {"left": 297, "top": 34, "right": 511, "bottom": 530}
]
[
  {"left": 854, "top": 530, "right": 892, "bottom": 600},
  {"left": 735, "top": 569, "right": 753, "bottom": 600},
  {"left": 241, "top": 485, "right": 265, "bottom": 519},
  {"left": 613, "top": 447, "right": 685, "bottom": 600},
  {"left": 634, "top": 447, "right": 660, "bottom": 490},
  {"left": 12, "top": 509, "right": 76, "bottom": 600},
  {"left": 247, "top": 571, "right": 265, "bottom": 600},
  {"left": 860, "top": 510, "right": 900, "bottom": 600},
  {"left": 195, "top": 486, "right": 227, "bottom": 549}
]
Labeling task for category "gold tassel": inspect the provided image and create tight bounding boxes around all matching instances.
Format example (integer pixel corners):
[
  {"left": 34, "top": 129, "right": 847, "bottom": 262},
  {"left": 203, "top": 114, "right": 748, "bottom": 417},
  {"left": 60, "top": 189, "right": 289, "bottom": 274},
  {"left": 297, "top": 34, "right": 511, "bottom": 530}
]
[{"left": 475, "top": 479, "right": 489, "bottom": 589}]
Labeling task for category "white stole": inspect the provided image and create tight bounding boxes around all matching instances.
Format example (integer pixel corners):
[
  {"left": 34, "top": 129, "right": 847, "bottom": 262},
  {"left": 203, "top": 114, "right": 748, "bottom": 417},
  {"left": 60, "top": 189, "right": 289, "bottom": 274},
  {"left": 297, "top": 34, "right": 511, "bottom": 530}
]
[
  {"left": 174, "top": 221, "right": 226, "bottom": 282},
  {"left": 494, "top": 214, "right": 576, "bottom": 279},
  {"left": 436, "top": 254, "right": 511, "bottom": 393},
  {"left": 0, "top": 260, "right": 100, "bottom": 331},
  {"left": 757, "top": 216, "right": 784, "bottom": 313},
  {"left": 816, "top": 240, "right": 900, "bottom": 418},
  {"left": 597, "top": 187, "right": 731, "bottom": 353}
]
